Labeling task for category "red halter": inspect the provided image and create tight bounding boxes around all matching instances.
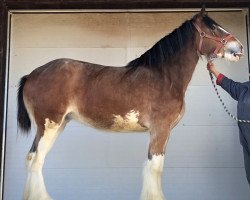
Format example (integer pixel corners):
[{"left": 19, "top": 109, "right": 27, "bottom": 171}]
[{"left": 193, "top": 22, "right": 234, "bottom": 59}]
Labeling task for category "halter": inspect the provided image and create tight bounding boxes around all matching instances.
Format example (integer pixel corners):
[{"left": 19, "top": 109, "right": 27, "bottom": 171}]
[{"left": 193, "top": 22, "right": 234, "bottom": 59}]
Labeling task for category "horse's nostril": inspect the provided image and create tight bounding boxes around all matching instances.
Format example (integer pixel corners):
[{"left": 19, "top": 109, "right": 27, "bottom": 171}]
[
  {"left": 233, "top": 52, "right": 244, "bottom": 57},
  {"left": 241, "top": 46, "right": 244, "bottom": 54}
]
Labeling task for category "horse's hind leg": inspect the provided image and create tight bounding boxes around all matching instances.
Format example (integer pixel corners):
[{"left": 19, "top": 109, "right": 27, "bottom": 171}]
[
  {"left": 24, "top": 118, "right": 66, "bottom": 200},
  {"left": 141, "top": 125, "right": 170, "bottom": 200}
]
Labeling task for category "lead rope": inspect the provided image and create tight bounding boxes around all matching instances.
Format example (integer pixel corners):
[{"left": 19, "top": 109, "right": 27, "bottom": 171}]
[{"left": 209, "top": 71, "right": 250, "bottom": 123}]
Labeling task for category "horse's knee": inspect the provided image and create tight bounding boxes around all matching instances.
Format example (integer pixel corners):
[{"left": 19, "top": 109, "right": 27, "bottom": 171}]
[{"left": 148, "top": 129, "right": 170, "bottom": 159}]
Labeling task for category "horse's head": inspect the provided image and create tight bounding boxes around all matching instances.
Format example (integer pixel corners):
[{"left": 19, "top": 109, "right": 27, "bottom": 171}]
[{"left": 192, "top": 7, "right": 244, "bottom": 62}]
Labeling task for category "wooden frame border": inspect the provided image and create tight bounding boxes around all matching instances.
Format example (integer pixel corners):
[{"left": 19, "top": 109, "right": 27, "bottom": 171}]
[
  {"left": 0, "top": 2, "right": 9, "bottom": 198},
  {"left": 0, "top": 0, "right": 249, "bottom": 199}
]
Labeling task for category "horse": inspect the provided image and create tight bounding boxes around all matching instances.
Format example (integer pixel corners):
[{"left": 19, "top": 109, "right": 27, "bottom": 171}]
[{"left": 17, "top": 8, "right": 243, "bottom": 200}]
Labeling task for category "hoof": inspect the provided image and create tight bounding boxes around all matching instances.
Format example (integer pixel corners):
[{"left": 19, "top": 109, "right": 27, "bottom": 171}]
[
  {"left": 141, "top": 193, "right": 166, "bottom": 200},
  {"left": 24, "top": 195, "right": 53, "bottom": 200}
]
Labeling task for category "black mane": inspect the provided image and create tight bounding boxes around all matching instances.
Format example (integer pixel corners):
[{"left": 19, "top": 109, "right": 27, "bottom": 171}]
[{"left": 125, "top": 19, "right": 195, "bottom": 73}]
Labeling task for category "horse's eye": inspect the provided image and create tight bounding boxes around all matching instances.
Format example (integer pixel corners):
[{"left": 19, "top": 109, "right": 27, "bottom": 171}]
[{"left": 211, "top": 25, "right": 216, "bottom": 30}]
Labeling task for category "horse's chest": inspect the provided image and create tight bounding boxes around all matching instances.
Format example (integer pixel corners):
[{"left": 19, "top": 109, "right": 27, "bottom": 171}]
[{"left": 170, "top": 102, "right": 185, "bottom": 129}]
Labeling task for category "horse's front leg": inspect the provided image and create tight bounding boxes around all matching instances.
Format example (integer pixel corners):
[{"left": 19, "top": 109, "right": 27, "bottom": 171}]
[{"left": 141, "top": 125, "right": 170, "bottom": 200}]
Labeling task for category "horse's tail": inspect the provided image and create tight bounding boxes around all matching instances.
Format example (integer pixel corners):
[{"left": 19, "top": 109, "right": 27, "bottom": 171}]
[{"left": 17, "top": 75, "right": 31, "bottom": 133}]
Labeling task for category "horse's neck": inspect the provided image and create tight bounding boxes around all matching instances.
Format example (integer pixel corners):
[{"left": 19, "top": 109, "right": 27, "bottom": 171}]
[{"left": 164, "top": 42, "right": 199, "bottom": 93}]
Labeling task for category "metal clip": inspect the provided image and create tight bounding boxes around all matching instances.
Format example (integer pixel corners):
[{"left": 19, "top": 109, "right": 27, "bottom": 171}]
[
  {"left": 200, "top": 32, "right": 206, "bottom": 37},
  {"left": 221, "top": 38, "right": 227, "bottom": 45}
]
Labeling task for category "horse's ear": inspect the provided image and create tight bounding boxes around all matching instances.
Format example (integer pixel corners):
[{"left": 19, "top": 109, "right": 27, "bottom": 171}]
[{"left": 200, "top": 5, "right": 208, "bottom": 17}]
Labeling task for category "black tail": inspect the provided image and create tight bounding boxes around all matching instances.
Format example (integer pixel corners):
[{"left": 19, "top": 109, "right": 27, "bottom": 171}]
[{"left": 17, "top": 76, "right": 31, "bottom": 133}]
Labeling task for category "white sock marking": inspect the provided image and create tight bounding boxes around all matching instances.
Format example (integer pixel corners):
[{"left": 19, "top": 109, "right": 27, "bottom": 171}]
[
  {"left": 141, "top": 155, "right": 165, "bottom": 200},
  {"left": 24, "top": 118, "right": 61, "bottom": 200}
]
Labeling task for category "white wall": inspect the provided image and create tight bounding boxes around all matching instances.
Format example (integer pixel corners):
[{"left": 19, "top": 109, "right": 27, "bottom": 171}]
[{"left": 4, "top": 10, "right": 250, "bottom": 200}]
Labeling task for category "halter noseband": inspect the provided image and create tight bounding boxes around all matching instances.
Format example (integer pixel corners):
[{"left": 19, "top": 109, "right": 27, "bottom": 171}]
[{"left": 193, "top": 22, "right": 234, "bottom": 59}]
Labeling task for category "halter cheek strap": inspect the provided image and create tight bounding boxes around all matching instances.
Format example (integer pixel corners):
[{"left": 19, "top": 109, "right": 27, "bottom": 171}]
[{"left": 193, "top": 22, "right": 234, "bottom": 58}]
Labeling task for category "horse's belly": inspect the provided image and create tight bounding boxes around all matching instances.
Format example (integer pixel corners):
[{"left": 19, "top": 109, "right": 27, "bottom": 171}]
[
  {"left": 76, "top": 110, "right": 148, "bottom": 132},
  {"left": 110, "top": 110, "right": 148, "bottom": 132}
]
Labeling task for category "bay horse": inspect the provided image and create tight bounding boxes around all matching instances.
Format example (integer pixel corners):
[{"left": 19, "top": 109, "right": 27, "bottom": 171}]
[{"left": 17, "top": 8, "right": 243, "bottom": 200}]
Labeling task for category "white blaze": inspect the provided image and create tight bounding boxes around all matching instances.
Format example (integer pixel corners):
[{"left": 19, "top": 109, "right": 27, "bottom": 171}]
[{"left": 217, "top": 25, "right": 230, "bottom": 34}]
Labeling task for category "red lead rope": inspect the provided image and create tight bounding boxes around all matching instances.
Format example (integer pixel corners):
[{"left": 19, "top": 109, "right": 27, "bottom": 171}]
[{"left": 193, "top": 22, "right": 234, "bottom": 58}]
